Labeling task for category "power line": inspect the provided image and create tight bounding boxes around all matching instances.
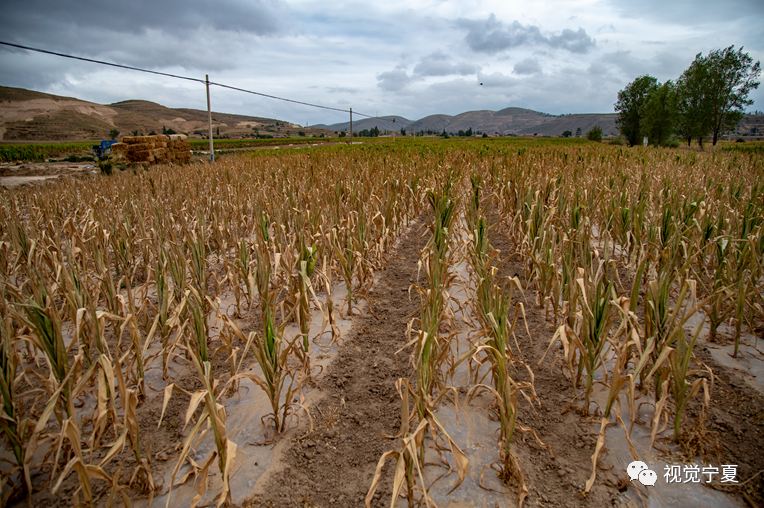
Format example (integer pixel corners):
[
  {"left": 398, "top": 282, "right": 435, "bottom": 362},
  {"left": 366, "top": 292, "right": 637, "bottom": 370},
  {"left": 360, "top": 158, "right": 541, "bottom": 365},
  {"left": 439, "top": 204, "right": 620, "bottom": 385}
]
[
  {"left": 0, "top": 40, "right": 205, "bottom": 85},
  {"left": 207, "top": 80, "right": 350, "bottom": 114},
  {"left": 0, "top": 40, "right": 384, "bottom": 120}
]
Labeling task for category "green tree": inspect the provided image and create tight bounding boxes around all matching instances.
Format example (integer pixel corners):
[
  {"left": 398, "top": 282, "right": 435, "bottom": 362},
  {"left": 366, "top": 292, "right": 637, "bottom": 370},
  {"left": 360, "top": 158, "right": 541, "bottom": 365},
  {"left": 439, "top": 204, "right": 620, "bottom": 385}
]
[
  {"left": 676, "top": 60, "right": 710, "bottom": 148},
  {"left": 698, "top": 46, "right": 760, "bottom": 149},
  {"left": 562, "top": 130, "right": 572, "bottom": 137},
  {"left": 614, "top": 75, "right": 659, "bottom": 146},
  {"left": 642, "top": 81, "right": 678, "bottom": 147},
  {"left": 575, "top": 127, "right": 582, "bottom": 138},
  {"left": 466, "top": 127, "right": 473, "bottom": 136},
  {"left": 400, "top": 128, "right": 406, "bottom": 136},
  {"left": 109, "top": 128, "right": 120, "bottom": 140},
  {"left": 586, "top": 125, "right": 603, "bottom": 142}
]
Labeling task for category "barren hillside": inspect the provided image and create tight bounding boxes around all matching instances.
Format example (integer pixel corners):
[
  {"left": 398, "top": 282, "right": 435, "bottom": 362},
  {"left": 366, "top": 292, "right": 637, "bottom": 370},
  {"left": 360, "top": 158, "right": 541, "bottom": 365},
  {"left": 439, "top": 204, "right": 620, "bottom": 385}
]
[{"left": 0, "top": 86, "right": 327, "bottom": 141}]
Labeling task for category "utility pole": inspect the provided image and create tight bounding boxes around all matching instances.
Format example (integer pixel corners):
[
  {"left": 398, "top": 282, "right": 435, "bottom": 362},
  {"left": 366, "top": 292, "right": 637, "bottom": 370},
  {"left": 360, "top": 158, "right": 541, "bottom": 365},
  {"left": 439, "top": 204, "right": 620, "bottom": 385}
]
[
  {"left": 206, "top": 74, "right": 214, "bottom": 163},
  {"left": 350, "top": 108, "right": 353, "bottom": 144}
]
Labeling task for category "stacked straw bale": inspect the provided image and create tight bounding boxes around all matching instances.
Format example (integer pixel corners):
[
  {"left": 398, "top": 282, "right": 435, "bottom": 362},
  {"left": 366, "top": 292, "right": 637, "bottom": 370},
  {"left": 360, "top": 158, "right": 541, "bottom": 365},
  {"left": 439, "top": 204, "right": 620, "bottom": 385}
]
[{"left": 110, "top": 134, "right": 192, "bottom": 165}]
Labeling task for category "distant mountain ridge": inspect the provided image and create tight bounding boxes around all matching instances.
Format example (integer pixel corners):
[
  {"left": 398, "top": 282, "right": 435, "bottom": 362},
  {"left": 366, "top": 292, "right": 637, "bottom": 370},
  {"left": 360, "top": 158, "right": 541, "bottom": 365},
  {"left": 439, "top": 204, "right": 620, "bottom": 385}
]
[
  {"left": 318, "top": 107, "right": 618, "bottom": 137},
  {"left": 312, "top": 115, "right": 412, "bottom": 133}
]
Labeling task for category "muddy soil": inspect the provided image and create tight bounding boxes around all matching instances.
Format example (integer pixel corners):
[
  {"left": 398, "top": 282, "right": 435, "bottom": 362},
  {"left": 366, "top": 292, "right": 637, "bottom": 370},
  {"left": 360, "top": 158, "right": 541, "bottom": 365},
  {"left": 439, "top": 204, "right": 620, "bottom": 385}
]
[
  {"left": 693, "top": 345, "right": 764, "bottom": 505},
  {"left": 247, "top": 217, "right": 427, "bottom": 507},
  {"left": 0, "top": 161, "right": 95, "bottom": 187}
]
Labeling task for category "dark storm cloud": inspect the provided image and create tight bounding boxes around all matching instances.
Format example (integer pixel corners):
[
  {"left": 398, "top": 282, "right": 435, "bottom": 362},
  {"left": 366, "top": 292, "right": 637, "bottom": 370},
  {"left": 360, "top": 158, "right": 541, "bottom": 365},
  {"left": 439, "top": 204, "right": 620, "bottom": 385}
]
[
  {"left": 0, "top": 51, "right": 90, "bottom": 94},
  {"left": 455, "top": 14, "right": 596, "bottom": 55},
  {"left": 0, "top": 0, "right": 290, "bottom": 71},
  {"left": 413, "top": 51, "right": 481, "bottom": 77},
  {"left": 1, "top": 0, "right": 287, "bottom": 38}
]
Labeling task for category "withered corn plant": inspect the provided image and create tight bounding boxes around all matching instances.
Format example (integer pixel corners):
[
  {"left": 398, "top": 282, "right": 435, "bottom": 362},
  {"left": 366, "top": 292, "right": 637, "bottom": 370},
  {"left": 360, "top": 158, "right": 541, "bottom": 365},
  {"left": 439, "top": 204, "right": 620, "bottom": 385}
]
[
  {"left": 366, "top": 379, "right": 463, "bottom": 508},
  {"left": 464, "top": 194, "right": 548, "bottom": 503},
  {"left": 296, "top": 234, "right": 318, "bottom": 353},
  {"left": 0, "top": 295, "right": 34, "bottom": 503},
  {"left": 162, "top": 335, "right": 236, "bottom": 508},
  {"left": 332, "top": 224, "right": 358, "bottom": 317},
  {"left": 400, "top": 176, "right": 470, "bottom": 497},
  {"left": 575, "top": 259, "right": 617, "bottom": 414},
  {"left": 227, "top": 231, "right": 305, "bottom": 442},
  {"left": 412, "top": 182, "right": 459, "bottom": 418}
]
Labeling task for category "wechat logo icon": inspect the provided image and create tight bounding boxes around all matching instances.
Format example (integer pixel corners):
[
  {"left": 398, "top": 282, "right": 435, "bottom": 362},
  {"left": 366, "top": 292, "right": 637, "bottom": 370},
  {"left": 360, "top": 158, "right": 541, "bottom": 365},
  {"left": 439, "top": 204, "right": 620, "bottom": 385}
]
[{"left": 627, "top": 461, "right": 657, "bottom": 487}]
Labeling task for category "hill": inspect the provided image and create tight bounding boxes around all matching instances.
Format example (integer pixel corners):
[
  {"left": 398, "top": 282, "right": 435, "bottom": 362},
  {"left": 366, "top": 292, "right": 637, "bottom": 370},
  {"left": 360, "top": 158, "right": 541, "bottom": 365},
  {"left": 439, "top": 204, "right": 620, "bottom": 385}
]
[
  {"left": 0, "top": 87, "right": 121, "bottom": 140},
  {"left": 520, "top": 114, "right": 618, "bottom": 137},
  {"left": 435, "top": 108, "right": 554, "bottom": 135},
  {"left": 0, "top": 86, "right": 330, "bottom": 141},
  {"left": 315, "top": 115, "right": 412, "bottom": 133},
  {"left": 409, "top": 114, "right": 453, "bottom": 133},
  {"left": 736, "top": 113, "right": 764, "bottom": 138}
]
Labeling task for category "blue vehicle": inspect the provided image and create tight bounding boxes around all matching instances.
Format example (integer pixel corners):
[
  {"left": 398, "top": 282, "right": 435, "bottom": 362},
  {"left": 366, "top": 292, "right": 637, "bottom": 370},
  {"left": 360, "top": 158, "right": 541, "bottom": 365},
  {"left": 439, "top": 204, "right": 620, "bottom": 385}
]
[{"left": 91, "top": 140, "right": 119, "bottom": 159}]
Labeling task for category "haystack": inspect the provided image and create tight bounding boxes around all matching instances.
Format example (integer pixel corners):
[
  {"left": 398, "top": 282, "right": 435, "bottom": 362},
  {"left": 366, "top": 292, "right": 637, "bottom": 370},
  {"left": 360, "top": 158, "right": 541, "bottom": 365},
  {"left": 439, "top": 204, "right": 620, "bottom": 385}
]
[{"left": 111, "top": 134, "right": 192, "bottom": 165}]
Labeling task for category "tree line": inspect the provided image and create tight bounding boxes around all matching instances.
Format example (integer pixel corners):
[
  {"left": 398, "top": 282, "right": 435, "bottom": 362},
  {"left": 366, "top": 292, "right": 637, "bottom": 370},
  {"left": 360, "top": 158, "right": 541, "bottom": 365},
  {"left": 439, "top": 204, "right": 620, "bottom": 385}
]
[{"left": 615, "top": 45, "right": 760, "bottom": 149}]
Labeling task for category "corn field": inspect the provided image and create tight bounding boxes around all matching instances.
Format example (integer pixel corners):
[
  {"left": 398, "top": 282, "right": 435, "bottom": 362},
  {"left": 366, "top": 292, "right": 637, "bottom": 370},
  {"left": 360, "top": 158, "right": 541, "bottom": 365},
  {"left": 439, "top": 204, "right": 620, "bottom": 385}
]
[
  {"left": 0, "top": 139, "right": 762, "bottom": 507},
  {"left": 0, "top": 142, "right": 97, "bottom": 163}
]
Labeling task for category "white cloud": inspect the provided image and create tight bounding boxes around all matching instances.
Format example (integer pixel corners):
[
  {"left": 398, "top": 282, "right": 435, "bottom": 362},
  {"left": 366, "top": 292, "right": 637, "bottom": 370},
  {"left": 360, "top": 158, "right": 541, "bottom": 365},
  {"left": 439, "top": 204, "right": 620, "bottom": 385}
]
[
  {"left": 376, "top": 69, "right": 413, "bottom": 92},
  {"left": 513, "top": 58, "right": 542, "bottom": 75},
  {"left": 413, "top": 51, "right": 481, "bottom": 77},
  {"left": 455, "top": 14, "right": 596, "bottom": 55}
]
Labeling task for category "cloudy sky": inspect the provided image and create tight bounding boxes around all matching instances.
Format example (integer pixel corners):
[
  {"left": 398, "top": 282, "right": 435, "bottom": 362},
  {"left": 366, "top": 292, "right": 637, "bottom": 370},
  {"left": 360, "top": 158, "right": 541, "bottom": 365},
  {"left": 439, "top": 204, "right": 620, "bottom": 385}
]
[{"left": 1, "top": 0, "right": 762, "bottom": 126}]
